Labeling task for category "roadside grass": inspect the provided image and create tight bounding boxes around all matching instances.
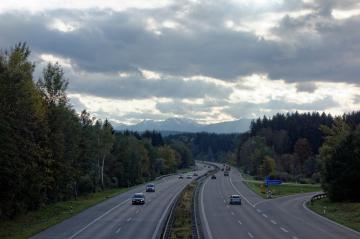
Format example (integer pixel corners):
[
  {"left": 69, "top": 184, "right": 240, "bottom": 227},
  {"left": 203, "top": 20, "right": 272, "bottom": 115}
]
[
  {"left": 243, "top": 180, "right": 322, "bottom": 198},
  {"left": 308, "top": 198, "right": 360, "bottom": 233},
  {"left": 171, "top": 182, "right": 196, "bottom": 239},
  {"left": 0, "top": 188, "right": 129, "bottom": 239}
]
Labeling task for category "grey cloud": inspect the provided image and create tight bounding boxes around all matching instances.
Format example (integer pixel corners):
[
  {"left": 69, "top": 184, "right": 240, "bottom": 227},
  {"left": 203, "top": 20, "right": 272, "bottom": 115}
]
[
  {"left": 224, "top": 96, "right": 339, "bottom": 118},
  {"left": 1, "top": 1, "right": 359, "bottom": 86},
  {"left": 68, "top": 72, "right": 232, "bottom": 99},
  {"left": 296, "top": 82, "right": 317, "bottom": 93}
]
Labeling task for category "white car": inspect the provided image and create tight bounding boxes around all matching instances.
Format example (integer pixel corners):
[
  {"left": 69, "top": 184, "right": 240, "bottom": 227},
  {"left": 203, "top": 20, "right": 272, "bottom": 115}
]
[
  {"left": 229, "top": 195, "right": 242, "bottom": 205},
  {"left": 186, "top": 174, "right": 192, "bottom": 179}
]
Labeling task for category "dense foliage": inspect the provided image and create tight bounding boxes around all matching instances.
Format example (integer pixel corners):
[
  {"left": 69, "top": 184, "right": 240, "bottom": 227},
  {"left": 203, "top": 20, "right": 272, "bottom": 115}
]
[
  {"left": 237, "top": 112, "right": 360, "bottom": 185},
  {"left": 0, "top": 44, "right": 193, "bottom": 219}
]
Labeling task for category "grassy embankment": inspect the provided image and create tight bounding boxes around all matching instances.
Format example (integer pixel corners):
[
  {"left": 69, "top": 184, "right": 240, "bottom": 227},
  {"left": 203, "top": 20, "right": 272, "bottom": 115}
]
[
  {"left": 170, "top": 182, "right": 196, "bottom": 239},
  {"left": 241, "top": 172, "right": 322, "bottom": 198},
  {"left": 0, "top": 188, "right": 129, "bottom": 239},
  {"left": 308, "top": 198, "right": 360, "bottom": 233}
]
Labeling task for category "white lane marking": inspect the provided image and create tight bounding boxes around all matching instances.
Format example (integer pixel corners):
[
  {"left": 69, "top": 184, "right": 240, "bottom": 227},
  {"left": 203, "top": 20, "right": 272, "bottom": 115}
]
[
  {"left": 256, "top": 209, "right": 262, "bottom": 213},
  {"left": 270, "top": 220, "right": 277, "bottom": 225},
  {"left": 200, "top": 178, "right": 214, "bottom": 239},
  {"left": 292, "top": 236, "right": 299, "bottom": 239},
  {"left": 151, "top": 182, "right": 189, "bottom": 239},
  {"left": 67, "top": 197, "right": 132, "bottom": 239},
  {"left": 238, "top": 220, "right": 242, "bottom": 225},
  {"left": 223, "top": 199, "right": 226, "bottom": 203},
  {"left": 126, "top": 217, "right": 132, "bottom": 222},
  {"left": 248, "top": 232, "right": 254, "bottom": 238},
  {"left": 229, "top": 176, "right": 255, "bottom": 207},
  {"left": 262, "top": 213, "right": 268, "bottom": 218},
  {"left": 302, "top": 200, "right": 360, "bottom": 237},
  {"left": 136, "top": 209, "right": 140, "bottom": 214},
  {"left": 231, "top": 211, "right": 235, "bottom": 215},
  {"left": 115, "top": 227, "right": 122, "bottom": 234},
  {"left": 280, "top": 227, "right": 289, "bottom": 233}
]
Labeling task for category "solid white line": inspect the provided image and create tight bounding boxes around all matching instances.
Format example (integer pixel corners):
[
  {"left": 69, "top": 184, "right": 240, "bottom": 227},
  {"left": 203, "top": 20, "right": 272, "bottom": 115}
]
[
  {"left": 262, "top": 213, "right": 268, "bottom": 218},
  {"left": 151, "top": 184, "right": 186, "bottom": 239},
  {"left": 302, "top": 200, "right": 360, "bottom": 236},
  {"left": 126, "top": 217, "right": 132, "bottom": 222},
  {"left": 200, "top": 178, "right": 214, "bottom": 239},
  {"left": 115, "top": 227, "right": 122, "bottom": 234},
  {"left": 248, "top": 232, "right": 254, "bottom": 238},
  {"left": 229, "top": 176, "right": 255, "bottom": 207},
  {"left": 270, "top": 220, "right": 277, "bottom": 225},
  {"left": 280, "top": 227, "right": 289, "bottom": 233},
  {"left": 67, "top": 198, "right": 131, "bottom": 239}
]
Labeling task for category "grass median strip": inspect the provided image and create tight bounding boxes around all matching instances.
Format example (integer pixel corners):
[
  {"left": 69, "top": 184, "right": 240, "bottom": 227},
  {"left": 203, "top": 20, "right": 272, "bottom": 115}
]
[
  {"left": 0, "top": 188, "right": 129, "bottom": 239},
  {"left": 170, "top": 182, "right": 196, "bottom": 239},
  {"left": 243, "top": 180, "right": 322, "bottom": 198},
  {"left": 308, "top": 198, "right": 360, "bottom": 233}
]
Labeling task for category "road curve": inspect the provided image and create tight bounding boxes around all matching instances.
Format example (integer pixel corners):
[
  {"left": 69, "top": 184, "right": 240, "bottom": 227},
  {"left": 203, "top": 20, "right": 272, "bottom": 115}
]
[
  {"left": 32, "top": 164, "right": 210, "bottom": 239},
  {"left": 200, "top": 164, "right": 360, "bottom": 239}
]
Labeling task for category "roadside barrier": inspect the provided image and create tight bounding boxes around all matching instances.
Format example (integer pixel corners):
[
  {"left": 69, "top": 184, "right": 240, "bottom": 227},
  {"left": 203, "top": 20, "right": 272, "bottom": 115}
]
[{"left": 310, "top": 193, "right": 327, "bottom": 205}]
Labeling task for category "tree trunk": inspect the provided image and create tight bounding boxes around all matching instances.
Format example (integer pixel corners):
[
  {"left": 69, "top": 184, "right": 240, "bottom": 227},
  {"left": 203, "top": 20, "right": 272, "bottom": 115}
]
[{"left": 101, "top": 154, "right": 105, "bottom": 190}]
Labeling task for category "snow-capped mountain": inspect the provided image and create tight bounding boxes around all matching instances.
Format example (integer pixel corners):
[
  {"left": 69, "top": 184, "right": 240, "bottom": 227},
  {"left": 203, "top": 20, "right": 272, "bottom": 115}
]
[{"left": 114, "top": 118, "right": 251, "bottom": 134}]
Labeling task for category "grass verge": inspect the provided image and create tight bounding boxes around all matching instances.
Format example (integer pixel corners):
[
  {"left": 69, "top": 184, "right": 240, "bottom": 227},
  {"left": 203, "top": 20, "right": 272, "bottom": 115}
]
[
  {"left": 243, "top": 180, "right": 322, "bottom": 198},
  {"left": 0, "top": 188, "right": 129, "bottom": 239},
  {"left": 308, "top": 198, "right": 360, "bottom": 233},
  {"left": 171, "top": 182, "right": 196, "bottom": 239}
]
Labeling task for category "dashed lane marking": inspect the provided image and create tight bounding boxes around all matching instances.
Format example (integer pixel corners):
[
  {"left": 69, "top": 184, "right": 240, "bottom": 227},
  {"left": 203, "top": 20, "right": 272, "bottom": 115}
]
[
  {"left": 115, "top": 227, "right": 122, "bottom": 234},
  {"left": 280, "top": 227, "right": 289, "bottom": 233},
  {"left": 270, "top": 220, "right": 277, "bottom": 225},
  {"left": 248, "top": 232, "right": 254, "bottom": 238}
]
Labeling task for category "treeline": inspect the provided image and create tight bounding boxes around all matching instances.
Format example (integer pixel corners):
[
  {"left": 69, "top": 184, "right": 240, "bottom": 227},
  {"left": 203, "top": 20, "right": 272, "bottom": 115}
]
[
  {"left": 237, "top": 112, "right": 360, "bottom": 201},
  {"left": 0, "top": 44, "right": 193, "bottom": 219},
  {"left": 166, "top": 132, "right": 247, "bottom": 163}
]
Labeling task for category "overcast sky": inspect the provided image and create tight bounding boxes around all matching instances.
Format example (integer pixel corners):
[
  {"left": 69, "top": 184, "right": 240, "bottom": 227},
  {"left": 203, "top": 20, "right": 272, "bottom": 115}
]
[{"left": 1, "top": 0, "right": 359, "bottom": 125}]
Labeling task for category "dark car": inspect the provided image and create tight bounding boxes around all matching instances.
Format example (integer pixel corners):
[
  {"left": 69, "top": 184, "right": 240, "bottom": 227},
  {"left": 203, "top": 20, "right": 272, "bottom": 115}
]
[
  {"left": 193, "top": 172, "right": 198, "bottom": 176},
  {"left": 211, "top": 174, "right": 216, "bottom": 179},
  {"left": 146, "top": 183, "right": 155, "bottom": 192},
  {"left": 229, "top": 195, "right": 242, "bottom": 205},
  {"left": 178, "top": 175, "right": 184, "bottom": 179},
  {"left": 132, "top": 193, "right": 145, "bottom": 205},
  {"left": 224, "top": 171, "right": 229, "bottom": 176}
]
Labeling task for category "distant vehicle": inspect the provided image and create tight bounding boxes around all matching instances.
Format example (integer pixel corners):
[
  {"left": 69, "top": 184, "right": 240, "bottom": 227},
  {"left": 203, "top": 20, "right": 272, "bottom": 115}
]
[
  {"left": 178, "top": 175, "right": 184, "bottom": 179},
  {"left": 211, "top": 174, "right": 217, "bottom": 179},
  {"left": 132, "top": 193, "right": 145, "bottom": 205},
  {"left": 221, "top": 168, "right": 224, "bottom": 171},
  {"left": 224, "top": 171, "right": 229, "bottom": 176},
  {"left": 146, "top": 183, "right": 155, "bottom": 192},
  {"left": 229, "top": 195, "right": 242, "bottom": 205},
  {"left": 186, "top": 174, "right": 192, "bottom": 179},
  {"left": 193, "top": 172, "right": 198, "bottom": 176}
]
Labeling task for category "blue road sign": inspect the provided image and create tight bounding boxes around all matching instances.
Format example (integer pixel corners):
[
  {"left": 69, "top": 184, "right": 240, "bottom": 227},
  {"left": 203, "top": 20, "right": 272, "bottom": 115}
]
[{"left": 265, "top": 177, "right": 282, "bottom": 186}]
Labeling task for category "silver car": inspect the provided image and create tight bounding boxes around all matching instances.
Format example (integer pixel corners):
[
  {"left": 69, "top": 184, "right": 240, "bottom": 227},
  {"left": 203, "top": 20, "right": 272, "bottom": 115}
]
[{"left": 229, "top": 195, "right": 242, "bottom": 205}]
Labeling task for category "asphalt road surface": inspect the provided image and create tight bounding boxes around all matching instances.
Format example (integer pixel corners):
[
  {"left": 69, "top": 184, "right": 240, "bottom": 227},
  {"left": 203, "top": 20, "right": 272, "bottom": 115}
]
[
  {"left": 200, "top": 164, "right": 360, "bottom": 239},
  {"left": 32, "top": 164, "right": 210, "bottom": 239}
]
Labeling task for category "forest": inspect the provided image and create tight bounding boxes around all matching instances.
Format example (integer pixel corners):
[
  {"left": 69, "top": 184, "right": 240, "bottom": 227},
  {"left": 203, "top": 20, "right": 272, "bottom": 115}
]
[
  {"left": 236, "top": 112, "right": 360, "bottom": 201},
  {"left": 0, "top": 44, "right": 194, "bottom": 219}
]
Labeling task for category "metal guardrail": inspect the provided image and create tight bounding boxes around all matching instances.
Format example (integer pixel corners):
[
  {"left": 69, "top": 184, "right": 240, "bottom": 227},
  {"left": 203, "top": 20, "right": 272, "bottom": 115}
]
[
  {"left": 310, "top": 193, "right": 327, "bottom": 205},
  {"left": 160, "top": 164, "right": 218, "bottom": 239}
]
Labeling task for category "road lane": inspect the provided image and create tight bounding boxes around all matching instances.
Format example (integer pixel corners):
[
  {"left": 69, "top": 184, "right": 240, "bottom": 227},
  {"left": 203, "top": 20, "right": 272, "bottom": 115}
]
[
  {"left": 200, "top": 164, "right": 360, "bottom": 239},
  {"left": 32, "top": 164, "right": 210, "bottom": 239}
]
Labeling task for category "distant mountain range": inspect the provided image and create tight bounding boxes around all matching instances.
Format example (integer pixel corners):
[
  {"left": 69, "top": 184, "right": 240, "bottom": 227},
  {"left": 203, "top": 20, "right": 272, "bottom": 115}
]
[{"left": 114, "top": 118, "right": 252, "bottom": 134}]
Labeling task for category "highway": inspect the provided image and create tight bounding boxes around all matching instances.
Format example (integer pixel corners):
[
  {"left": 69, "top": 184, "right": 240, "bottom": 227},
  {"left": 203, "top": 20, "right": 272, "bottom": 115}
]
[
  {"left": 32, "top": 164, "right": 210, "bottom": 239},
  {"left": 200, "top": 164, "right": 360, "bottom": 239}
]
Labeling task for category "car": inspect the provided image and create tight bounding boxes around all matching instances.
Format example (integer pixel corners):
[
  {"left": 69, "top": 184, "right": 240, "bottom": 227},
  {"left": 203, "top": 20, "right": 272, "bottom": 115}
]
[
  {"left": 229, "top": 195, "right": 242, "bottom": 205},
  {"left": 178, "top": 175, "right": 184, "bottom": 179},
  {"left": 132, "top": 193, "right": 145, "bottom": 205},
  {"left": 224, "top": 171, "right": 229, "bottom": 176},
  {"left": 146, "top": 183, "right": 155, "bottom": 192},
  {"left": 193, "top": 172, "right": 198, "bottom": 176},
  {"left": 211, "top": 174, "right": 216, "bottom": 179},
  {"left": 221, "top": 168, "right": 224, "bottom": 171},
  {"left": 186, "top": 174, "right": 192, "bottom": 179}
]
